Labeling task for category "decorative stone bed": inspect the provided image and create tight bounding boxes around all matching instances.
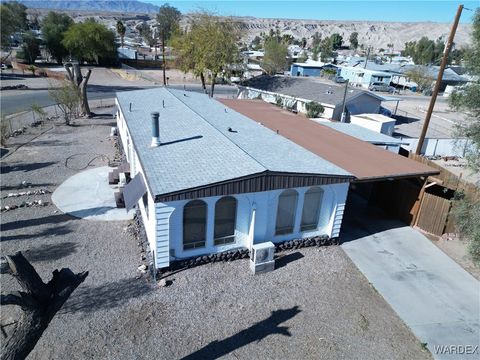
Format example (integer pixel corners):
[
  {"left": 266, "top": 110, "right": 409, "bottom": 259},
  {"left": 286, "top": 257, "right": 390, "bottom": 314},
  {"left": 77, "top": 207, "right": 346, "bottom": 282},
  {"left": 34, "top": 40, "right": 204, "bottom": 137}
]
[{"left": 165, "top": 235, "right": 337, "bottom": 272}]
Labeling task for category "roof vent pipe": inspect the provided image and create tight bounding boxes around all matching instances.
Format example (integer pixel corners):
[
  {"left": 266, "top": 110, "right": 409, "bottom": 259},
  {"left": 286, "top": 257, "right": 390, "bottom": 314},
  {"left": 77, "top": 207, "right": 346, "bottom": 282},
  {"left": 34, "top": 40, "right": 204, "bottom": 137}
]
[{"left": 151, "top": 112, "right": 160, "bottom": 147}]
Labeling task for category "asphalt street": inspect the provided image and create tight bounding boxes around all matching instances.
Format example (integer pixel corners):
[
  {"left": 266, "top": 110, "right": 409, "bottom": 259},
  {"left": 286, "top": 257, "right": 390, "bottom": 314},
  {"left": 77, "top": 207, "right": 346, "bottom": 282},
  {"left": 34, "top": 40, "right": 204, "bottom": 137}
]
[{"left": 1, "top": 84, "right": 238, "bottom": 115}]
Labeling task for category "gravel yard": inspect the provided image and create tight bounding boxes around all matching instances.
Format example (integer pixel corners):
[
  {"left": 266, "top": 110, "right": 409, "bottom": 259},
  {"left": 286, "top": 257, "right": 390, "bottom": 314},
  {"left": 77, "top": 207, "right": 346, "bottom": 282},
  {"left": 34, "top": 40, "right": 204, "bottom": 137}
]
[{"left": 1, "top": 106, "right": 431, "bottom": 359}]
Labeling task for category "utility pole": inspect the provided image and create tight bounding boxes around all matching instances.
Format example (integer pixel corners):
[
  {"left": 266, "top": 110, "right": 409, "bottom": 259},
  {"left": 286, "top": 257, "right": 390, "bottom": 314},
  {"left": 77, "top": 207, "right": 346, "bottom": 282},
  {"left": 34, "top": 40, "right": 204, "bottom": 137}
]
[
  {"left": 340, "top": 79, "right": 350, "bottom": 122},
  {"left": 364, "top": 47, "right": 371, "bottom": 69},
  {"left": 162, "top": 32, "right": 167, "bottom": 86},
  {"left": 415, "top": 4, "right": 463, "bottom": 155}
]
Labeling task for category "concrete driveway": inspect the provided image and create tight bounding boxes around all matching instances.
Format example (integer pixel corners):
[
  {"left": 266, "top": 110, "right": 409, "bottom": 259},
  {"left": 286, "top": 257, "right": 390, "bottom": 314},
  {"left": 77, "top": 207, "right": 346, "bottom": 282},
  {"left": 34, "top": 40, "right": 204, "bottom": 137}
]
[{"left": 341, "top": 213, "right": 479, "bottom": 359}]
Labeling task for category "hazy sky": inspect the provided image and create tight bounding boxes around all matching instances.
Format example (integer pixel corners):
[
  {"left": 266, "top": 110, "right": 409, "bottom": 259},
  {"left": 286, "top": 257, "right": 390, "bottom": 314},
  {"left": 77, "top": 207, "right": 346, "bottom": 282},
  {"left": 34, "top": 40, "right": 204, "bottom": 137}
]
[{"left": 146, "top": 1, "right": 477, "bottom": 23}]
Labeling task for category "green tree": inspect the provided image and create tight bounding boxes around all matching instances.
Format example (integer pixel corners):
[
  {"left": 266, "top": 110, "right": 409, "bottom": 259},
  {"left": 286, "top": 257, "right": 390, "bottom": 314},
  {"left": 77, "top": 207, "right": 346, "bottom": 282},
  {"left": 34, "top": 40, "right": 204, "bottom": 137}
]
[
  {"left": 404, "top": 67, "right": 434, "bottom": 93},
  {"left": 263, "top": 37, "right": 288, "bottom": 75},
  {"left": 349, "top": 32, "right": 358, "bottom": 49},
  {"left": 281, "top": 34, "right": 294, "bottom": 45},
  {"left": 62, "top": 19, "right": 116, "bottom": 65},
  {"left": 156, "top": 3, "right": 181, "bottom": 85},
  {"left": 305, "top": 101, "right": 325, "bottom": 118},
  {"left": 172, "top": 12, "right": 240, "bottom": 95},
  {"left": 137, "top": 22, "right": 155, "bottom": 47},
  {"left": 330, "top": 33, "right": 343, "bottom": 50},
  {"left": 0, "top": 1, "right": 28, "bottom": 49},
  {"left": 319, "top": 37, "right": 334, "bottom": 62},
  {"left": 20, "top": 31, "right": 40, "bottom": 64},
  {"left": 48, "top": 79, "right": 81, "bottom": 125},
  {"left": 116, "top": 20, "right": 126, "bottom": 47},
  {"left": 41, "top": 11, "right": 73, "bottom": 64},
  {"left": 251, "top": 35, "right": 261, "bottom": 50},
  {"left": 301, "top": 37, "right": 307, "bottom": 48},
  {"left": 449, "top": 8, "right": 480, "bottom": 265},
  {"left": 311, "top": 32, "right": 321, "bottom": 48}
]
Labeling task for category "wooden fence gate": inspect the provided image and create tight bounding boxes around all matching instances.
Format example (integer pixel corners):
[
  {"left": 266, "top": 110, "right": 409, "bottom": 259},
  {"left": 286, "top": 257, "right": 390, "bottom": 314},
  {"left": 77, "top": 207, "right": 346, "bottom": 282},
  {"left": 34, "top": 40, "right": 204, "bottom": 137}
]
[{"left": 415, "top": 192, "right": 451, "bottom": 236}]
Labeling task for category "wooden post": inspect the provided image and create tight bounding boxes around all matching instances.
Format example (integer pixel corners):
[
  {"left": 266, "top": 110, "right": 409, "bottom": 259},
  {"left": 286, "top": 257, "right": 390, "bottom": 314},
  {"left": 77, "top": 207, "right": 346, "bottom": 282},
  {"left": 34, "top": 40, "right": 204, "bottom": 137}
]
[{"left": 415, "top": 4, "right": 464, "bottom": 155}]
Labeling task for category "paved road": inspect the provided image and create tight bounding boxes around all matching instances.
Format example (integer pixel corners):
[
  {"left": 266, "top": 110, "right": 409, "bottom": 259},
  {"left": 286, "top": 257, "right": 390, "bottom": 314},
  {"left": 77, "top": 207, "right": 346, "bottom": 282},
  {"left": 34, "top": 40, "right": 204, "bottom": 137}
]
[
  {"left": 341, "top": 212, "right": 480, "bottom": 360},
  {"left": 1, "top": 84, "right": 238, "bottom": 115}
]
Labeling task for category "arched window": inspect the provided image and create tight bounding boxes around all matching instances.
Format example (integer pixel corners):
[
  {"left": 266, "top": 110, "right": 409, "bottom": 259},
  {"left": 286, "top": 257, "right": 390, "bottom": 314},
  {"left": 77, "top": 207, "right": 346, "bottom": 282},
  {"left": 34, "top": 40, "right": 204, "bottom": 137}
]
[
  {"left": 214, "top": 196, "right": 237, "bottom": 246},
  {"left": 275, "top": 190, "right": 299, "bottom": 235},
  {"left": 301, "top": 187, "right": 324, "bottom": 231},
  {"left": 183, "top": 200, "right": 207, "bottom": 250}
]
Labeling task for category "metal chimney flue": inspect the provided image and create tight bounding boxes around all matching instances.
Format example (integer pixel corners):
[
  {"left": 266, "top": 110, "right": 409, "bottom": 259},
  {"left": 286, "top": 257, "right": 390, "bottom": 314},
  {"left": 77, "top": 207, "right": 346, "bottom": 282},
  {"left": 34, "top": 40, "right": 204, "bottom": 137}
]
[{"left": 151, "top": 111, "right": 160, "bottom": 147}]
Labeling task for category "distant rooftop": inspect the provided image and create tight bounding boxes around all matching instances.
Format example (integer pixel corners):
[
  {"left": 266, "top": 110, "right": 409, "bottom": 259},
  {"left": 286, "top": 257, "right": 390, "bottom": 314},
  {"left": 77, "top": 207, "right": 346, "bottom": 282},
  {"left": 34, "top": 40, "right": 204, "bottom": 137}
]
[
  {"left": 339, "top": 60, "right": 468, "bottom": 82},
  {"left": 240, "top": 75, "right": 385, "bottom": 106}
]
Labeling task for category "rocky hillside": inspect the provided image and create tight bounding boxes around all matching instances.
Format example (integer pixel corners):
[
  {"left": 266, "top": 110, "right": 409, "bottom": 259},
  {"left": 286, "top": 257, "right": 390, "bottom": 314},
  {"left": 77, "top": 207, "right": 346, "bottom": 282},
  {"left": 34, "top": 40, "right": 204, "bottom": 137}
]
[
  {"left": 229, "top": 17, "right": 472, "bottom": 50},
  {"left": 17, "top": 1, "right": 472, "bottom": 50}
]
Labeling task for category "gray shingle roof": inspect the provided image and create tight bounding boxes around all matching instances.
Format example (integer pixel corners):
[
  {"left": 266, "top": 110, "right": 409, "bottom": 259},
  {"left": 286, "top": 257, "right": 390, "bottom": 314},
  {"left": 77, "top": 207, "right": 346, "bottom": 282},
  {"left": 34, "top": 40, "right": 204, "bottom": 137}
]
[
  {"left": 319, "top": 122, "right": 406, "bottom": 145},
  {"left": 117, "top": 88, "right": 352, "bottom": 198},
  {"left": 241, "top": 75, "right": 384, "bottom": 106}
]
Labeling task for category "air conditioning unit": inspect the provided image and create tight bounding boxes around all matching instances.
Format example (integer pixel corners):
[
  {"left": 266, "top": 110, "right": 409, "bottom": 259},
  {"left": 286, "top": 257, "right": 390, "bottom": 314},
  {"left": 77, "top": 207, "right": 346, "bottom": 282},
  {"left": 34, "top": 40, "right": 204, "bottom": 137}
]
[{"left": 250, "top": 242, "right": 275, "bottom": 275}]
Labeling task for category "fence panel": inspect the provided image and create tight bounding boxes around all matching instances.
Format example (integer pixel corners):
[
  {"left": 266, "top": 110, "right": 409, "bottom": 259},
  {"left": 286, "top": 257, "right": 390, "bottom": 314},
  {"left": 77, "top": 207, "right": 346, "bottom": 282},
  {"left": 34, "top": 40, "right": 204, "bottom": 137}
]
[{"left": 416, "top": 193, "right": 451, "bottom": 236}]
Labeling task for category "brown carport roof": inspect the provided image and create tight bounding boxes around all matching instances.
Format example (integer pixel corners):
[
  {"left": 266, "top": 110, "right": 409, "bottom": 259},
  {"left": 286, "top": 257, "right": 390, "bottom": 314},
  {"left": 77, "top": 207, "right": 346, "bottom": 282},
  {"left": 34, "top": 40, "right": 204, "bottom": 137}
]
[{"left": 219, "top": 99, "right": 439, "bottom": 181}]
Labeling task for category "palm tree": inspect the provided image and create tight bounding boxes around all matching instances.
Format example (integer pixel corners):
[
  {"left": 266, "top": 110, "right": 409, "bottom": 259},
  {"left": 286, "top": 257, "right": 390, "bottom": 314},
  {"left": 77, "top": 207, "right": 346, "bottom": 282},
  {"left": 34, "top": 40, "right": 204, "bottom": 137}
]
[{"left": 116, "top": 20, "right": 126, "bottom": 47}]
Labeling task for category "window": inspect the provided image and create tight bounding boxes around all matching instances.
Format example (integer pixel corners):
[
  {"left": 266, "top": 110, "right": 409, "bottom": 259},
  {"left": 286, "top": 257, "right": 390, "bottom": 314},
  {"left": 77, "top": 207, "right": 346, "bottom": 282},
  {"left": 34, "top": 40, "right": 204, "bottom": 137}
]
[
  {"left": 301, "top": 187, "right": 324, "bottom": 231},
  {"left": 214, "top": 196, "right": 237, "bottom": 246},
  {"left": 142, "top": 192, "right": 149, "bottom": 219},
  {"left": 275, "top": 190, "right": 299, "bottom": 235},
  {"left": 183, "top": 200, "right": 207, "bottom": 250}
]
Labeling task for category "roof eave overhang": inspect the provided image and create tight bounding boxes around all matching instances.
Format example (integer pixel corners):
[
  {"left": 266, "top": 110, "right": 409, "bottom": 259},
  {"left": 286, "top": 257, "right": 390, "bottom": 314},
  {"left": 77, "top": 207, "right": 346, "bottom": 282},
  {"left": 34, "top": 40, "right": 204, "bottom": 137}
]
[
  {"left": 154, "top": 171, "right": 354, "bottom": 203},
  {"left": 352, "top": 170, "right": 440, "bottom": 183}
]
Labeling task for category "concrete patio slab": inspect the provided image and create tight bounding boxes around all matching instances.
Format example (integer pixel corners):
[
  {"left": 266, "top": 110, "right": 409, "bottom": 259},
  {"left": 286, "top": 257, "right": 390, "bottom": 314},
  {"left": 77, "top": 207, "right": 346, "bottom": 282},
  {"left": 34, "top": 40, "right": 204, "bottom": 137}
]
[
  {"left": 52, "top": 166, "right": 134, "bottom": 221},
  {"left": 342, "top": 223, "right": 480, "bottom": 360}
]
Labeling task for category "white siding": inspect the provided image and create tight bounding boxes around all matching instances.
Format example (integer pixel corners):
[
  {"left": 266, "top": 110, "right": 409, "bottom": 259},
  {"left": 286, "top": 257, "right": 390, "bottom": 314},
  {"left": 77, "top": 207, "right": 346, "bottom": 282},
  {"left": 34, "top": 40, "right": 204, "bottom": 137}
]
[
  {"left": 161, "top": 182, "right": 350, "bottom": 266},
  {"left": 117, "top": 102, "right": 158, "bottom": 263}
]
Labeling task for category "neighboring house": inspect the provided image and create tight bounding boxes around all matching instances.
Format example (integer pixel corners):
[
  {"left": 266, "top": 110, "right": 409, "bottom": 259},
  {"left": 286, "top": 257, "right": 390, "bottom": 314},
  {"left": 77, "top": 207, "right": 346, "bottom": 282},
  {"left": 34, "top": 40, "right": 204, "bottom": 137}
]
[
  {"left": 116, "top": 88, "right": 354, "bottom": 269},
  {"left": 338, "top": 59, "right": 468, "bottom": 91},
  {"left": 339, "top": 66, "right": 393, "bottom": 89},
  {"left": 115, "top": 88, "right": 437, "bottom": 270},
  {"left": 316, "top": 121, "right": 406, "bottom": 153},
  {"left": 290, "top": 61, "right": 337, "bottom": 77},
  {"left": 118, "top": 47, "right": 138, "bottom": 60},
  {"left": 239, "top": 75, "right": 391, "bottom": 121}
]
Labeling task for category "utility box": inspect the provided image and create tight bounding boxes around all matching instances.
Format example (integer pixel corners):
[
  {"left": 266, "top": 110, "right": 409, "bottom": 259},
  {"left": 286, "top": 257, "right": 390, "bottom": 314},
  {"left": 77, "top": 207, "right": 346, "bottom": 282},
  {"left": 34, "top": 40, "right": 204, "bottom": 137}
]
[{"left": 250, "top": 242, "right": 275, "bottom": 275}]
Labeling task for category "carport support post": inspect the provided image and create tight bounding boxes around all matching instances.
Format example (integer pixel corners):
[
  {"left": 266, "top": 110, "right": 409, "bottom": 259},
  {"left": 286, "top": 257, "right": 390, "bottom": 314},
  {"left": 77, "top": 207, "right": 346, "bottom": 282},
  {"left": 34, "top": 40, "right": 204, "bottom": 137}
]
[{"left": 415, "top": 4, "right": 463, "bottom": 155}]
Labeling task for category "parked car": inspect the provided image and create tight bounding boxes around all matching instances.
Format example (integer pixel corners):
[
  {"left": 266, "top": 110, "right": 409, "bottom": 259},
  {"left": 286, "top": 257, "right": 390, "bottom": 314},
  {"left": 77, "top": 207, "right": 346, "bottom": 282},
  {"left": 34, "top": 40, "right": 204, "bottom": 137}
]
[
  {"left": 1, "top": 63, "right": 7, "bottom": 70},
  {"left": 369, "top": 82, "right": 396, "bottom": 93},
  {"left": 334, "top": 76, "right": 346, "bottom": 83}
]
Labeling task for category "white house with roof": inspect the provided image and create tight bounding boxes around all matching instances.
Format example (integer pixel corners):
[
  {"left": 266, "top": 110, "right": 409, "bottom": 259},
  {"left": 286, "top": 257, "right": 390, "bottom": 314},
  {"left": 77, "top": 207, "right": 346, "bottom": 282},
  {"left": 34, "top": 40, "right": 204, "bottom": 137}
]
[
  {"left": 115, "top": 88, "right": 354, "bottom": 270},
  {"left": 338, "top": 66, "right": 393, "bottom": 88}
]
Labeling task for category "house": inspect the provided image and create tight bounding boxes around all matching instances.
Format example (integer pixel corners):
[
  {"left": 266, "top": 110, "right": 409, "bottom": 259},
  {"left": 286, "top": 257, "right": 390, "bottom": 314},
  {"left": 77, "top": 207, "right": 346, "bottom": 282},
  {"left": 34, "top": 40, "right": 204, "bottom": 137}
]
[
  {"left": 118, "top": 47, "right": 138, "bottom": 60},
  {"left": 290, "top": 61, "right": 337, "bottom": 77},
  {"left": 239, "top": 75, "right": 393, "bottom": 121},
  {"left": 338, "top": 60, "right": 468, "bottom": 91},
  {"left": 116, "top": 88, "right": 354, "bottom": 269},
  {"left": 115, "top": 88, "right": 437, "bottom": 270},
  {"left": 338, "top": 66, "right": 392, "bottom": 89}
]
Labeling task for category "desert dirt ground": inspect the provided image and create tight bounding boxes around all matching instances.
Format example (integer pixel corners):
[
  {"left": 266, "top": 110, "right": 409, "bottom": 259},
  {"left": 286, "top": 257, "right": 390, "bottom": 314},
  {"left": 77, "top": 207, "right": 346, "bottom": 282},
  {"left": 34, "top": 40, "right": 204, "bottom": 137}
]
[{"left": 0, "top": 104, "right": 433, "bottom": 360}]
